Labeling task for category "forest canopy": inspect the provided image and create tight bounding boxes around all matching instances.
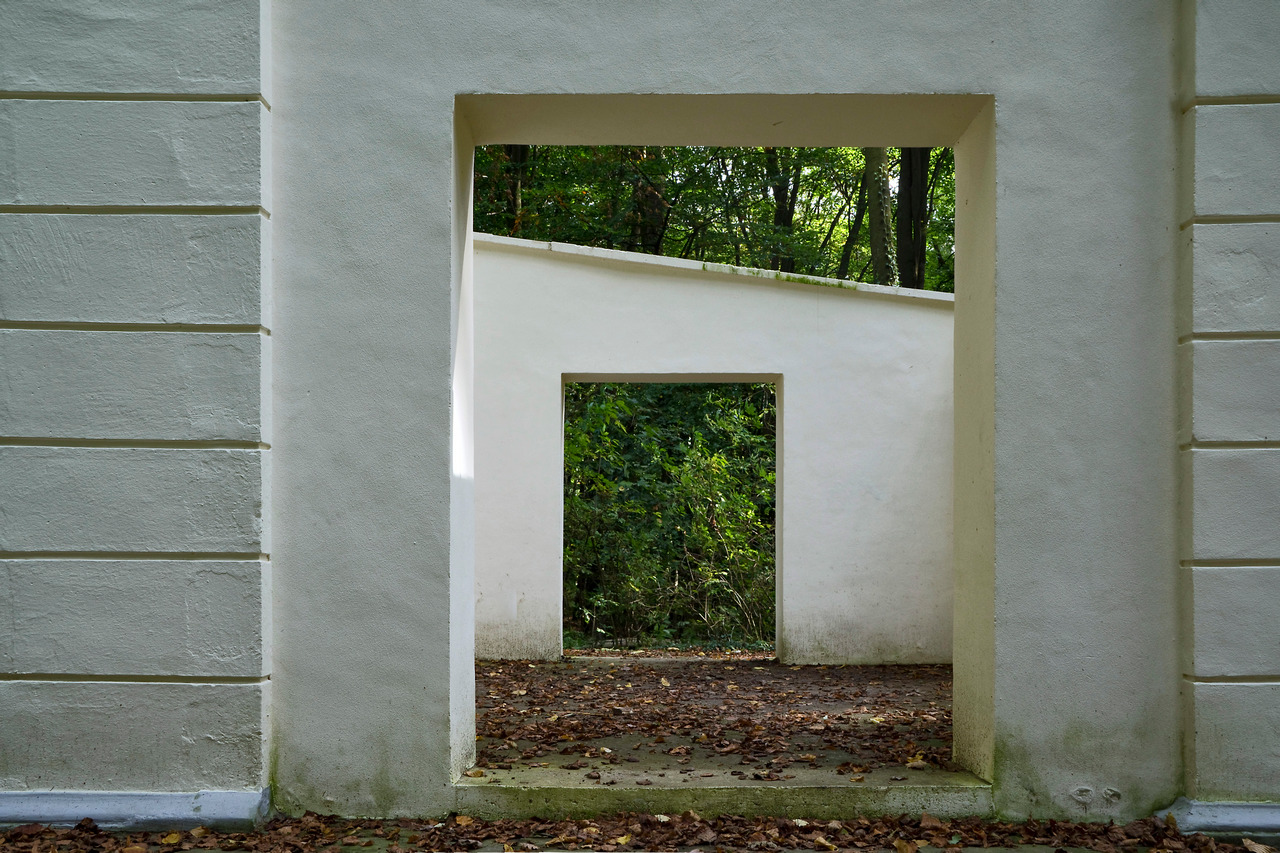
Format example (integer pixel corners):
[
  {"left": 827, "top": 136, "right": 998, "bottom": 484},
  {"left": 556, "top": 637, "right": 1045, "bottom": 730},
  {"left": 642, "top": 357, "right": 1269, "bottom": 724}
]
[
  {"left": 474, "top": 145, "right": 956, "bottom": 292},
  {"left": 474, "top": 146, "right": 956, "bottom": 648}
]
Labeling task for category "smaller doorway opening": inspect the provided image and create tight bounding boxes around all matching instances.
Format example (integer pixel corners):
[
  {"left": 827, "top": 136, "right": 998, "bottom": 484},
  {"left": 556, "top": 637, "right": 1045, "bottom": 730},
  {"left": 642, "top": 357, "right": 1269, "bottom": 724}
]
[{"left": 562, "top": 380, "right": 778, "bottom": 653}]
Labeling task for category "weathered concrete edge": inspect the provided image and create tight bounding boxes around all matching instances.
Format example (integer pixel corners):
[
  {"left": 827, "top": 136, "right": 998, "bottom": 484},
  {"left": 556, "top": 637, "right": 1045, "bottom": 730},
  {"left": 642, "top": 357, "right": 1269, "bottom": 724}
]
[
  {"left": 0, "top": 789, "right": 270, "bottom": 831},
  {"left": 455, "top": 782, "right": 993, "bottom": 821},
  {"left": 1163, "top": 797, "right": 1280, "bottom": 836}
]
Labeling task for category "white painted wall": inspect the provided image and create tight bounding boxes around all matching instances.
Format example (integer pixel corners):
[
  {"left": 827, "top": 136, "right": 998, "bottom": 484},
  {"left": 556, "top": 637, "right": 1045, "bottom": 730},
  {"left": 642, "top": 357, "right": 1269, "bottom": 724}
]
[
  {"left": 473, "top": 237, "right": 954, "bottom": 665},
  {"left": 5, "top": 0, "right": 1279, "bottom": 829},
  {"left": 0, "top": 0, "right": 270, "bottom": 825},
  {"left": 273, "top": 0, "right": 1185, "bottom": 818},
  {"left": 1179, "top": 0, "right": 1280, "bottom": 808}
]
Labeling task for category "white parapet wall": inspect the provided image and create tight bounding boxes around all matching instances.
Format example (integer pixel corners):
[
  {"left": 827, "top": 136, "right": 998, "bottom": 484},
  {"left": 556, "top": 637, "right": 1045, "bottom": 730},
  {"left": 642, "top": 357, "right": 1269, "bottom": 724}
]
[{"left": 473, "top": 235, "right": 954, "bottom": 665}]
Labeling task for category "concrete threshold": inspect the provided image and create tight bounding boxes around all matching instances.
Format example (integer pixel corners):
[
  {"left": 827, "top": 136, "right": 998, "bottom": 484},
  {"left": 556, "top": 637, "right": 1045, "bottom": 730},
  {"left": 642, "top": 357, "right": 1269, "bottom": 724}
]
[{"left": 455, "top": 765, "right": 991, "bottom": 820}]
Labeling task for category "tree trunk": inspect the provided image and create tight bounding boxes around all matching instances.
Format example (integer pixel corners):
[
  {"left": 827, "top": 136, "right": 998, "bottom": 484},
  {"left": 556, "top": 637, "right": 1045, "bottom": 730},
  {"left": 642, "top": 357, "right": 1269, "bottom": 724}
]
[
  {"left": 835, "top": 171, "right": 868, "bottom": 281},
  {"left": 764, "top": 147, "right": 801, "bottom": 272},
  {"left": 895, "top": 147, "right": 932, "bottom": 289},
  {"left": 503, "top": 144, "right": 532, "bottom": 235},
  {"left": 624, "top": 147, "right": 668, "bottom": 254},
  {"left": 863, "top": 147, "right": 897, "bottom": 287}
]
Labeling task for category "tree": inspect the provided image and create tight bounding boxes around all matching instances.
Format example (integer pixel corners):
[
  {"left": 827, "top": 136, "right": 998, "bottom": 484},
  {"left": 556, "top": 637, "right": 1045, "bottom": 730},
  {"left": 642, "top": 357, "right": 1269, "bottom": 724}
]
[
  {"left": 474, "top": 143, "right": 953, "bottom": 290},
  {"left": 895, "top": 147, "right": 931, "bottom": 289},
  {"left": 863, "top": 147, "right": 897, "bottom": 287}
]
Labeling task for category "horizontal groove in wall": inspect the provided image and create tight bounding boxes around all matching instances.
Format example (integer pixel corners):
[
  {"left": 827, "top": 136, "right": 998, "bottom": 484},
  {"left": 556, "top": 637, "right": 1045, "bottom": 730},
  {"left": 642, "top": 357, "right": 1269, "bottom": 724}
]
[
  {"left": 0, "top": 321, "right": 269, "bottom": 334},
  {"left": 0, "top": 673, "right": 268, "bottom": 685},
  {"left": 0, "top": 551, "right": 268, "bottom": 561},
  {"left": 1180, "top": 441, "right": 1280, "bottom": 451},
  {"left": 0, "top": 438, "right": 268, "bottom": 449},
  {"left": 1182, "top": 95, "right": 1280, "bottom": 111},
  {"left": 0, "top": 91, "right": 265, "bottom": 104},
  {"left": 1178, "top": 331, "right": 1280, "bottom": 343},
  {"left": 0, "top": 205, "right": 269, "bottom": 218},
  {"left": 1184, "top": 675, "right": 1280, "bottom": 685},
  {"left": 1181, "top": 559, "right": 1280, "bottom": 568},
  {"left": 1180, "top": 214, "right": 1280, "bottom": 229}
]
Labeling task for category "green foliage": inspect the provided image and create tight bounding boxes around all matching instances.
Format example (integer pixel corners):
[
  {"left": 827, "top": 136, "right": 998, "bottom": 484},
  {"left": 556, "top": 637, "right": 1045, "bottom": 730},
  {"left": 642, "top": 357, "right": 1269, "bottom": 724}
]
[
  {"left": 474, "top": 144, "right": 956, "bottom": 291},
  {"left": 562, "top": 383, "right": 776, "bottom": 647},
  {"left": 474, "top": 144, "right": 956, "bottom": 648}
]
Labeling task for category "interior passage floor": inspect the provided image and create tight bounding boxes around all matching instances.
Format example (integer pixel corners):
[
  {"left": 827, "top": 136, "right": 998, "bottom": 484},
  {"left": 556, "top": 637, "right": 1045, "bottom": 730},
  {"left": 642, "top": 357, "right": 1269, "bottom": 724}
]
[{"left": 472, "top": 652, "right": 954, "bottom": 787}]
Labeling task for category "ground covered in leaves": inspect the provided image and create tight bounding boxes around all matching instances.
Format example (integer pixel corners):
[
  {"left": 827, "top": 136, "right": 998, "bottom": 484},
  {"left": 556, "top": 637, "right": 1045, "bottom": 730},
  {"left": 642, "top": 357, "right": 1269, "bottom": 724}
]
[
  {"left": 475, "top": 652, "right": 952, "bottom": 781},
  {"left": 1, "top": 812, "right": 1256, "bottom": 853}
]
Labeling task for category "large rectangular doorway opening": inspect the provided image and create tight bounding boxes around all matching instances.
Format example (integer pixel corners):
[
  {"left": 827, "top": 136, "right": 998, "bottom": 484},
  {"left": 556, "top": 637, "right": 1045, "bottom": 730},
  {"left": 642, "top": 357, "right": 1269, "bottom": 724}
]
[
  {"left": 455, "top": 93, "right": 998, "bottom": 813},
  {"left": 467, "top": 142, "right": 967, "bottom": 806}
]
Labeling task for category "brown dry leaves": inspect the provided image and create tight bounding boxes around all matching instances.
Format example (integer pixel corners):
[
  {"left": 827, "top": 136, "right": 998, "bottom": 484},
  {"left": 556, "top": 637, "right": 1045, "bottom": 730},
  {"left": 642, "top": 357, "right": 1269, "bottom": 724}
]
[
  {"left": 475, "top": 655, "right": 953, "bottom": 775},
  {"left": 1, "top": 812, "right": 1243, "bottom": 853}
]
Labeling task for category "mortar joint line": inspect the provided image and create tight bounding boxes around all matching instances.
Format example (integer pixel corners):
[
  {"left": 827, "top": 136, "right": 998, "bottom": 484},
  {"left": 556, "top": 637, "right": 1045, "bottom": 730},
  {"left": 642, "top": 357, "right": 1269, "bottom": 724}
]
[
  {"left": 1180, "top": 560, "right": 1280, "bottom": 568},
  {"left": 1181, "top": 440, "right": 1280, "bottom": 450},
  {"left": 0, "top": 322, "right": 269, "bottom": 334},
  {"left": 1178, "top": 331, "right": 1280, "bottom": 343},
  {"left": 1180, "top": 95, "right": 1280, "bottom": 113},
  {"left": 1180, "top": 214, "right": 1280, "bottom": 229},
  {"left": 0, "top": 673, "right": 269, "bottom": 685},
  {"left": 0, "top": 438, "right": 269, "bottom": 450},
  {"left": 0, "top": 91, "right": 263, "bottom": 103},
  {"left": 0, "top": 205, "right": 265, "bottom": 216},
  {"left": 0, "top": 552, "right": 269, "bottom": 561}
]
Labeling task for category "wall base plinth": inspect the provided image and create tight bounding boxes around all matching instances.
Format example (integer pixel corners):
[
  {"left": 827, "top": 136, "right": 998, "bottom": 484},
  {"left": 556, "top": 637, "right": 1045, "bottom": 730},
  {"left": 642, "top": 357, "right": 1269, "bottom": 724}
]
[
  {"left": 0, "top": 790, "right": 270, "bottom": 831},
  {"left": 1163, "top": 798, "right": 1280, "bottom": 841}
]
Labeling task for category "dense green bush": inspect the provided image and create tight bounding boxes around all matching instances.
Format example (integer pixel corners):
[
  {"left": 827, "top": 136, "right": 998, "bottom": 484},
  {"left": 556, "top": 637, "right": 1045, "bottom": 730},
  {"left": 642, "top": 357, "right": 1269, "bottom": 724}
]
[{"left": 562, "top": 383, "right": 776, "bottom": 647}]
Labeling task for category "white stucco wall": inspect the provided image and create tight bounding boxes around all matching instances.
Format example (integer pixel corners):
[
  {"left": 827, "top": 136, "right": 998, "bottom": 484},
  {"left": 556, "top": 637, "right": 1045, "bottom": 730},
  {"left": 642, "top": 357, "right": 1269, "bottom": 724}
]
[
  {"left": 473, "top": 236, "right": 954, "bottom": 665},
  {"left": 0, "top": 0, "right": 270, "bottom": 826},
  {"left": 1178, "top": 0, "right": 1280, "bottom": 808},
  {"left": 5, "top": 0, "right": 1279, "bottom": 830},
  {"left": 273, "top": 1, "right": 1185, "bottom": 820}
]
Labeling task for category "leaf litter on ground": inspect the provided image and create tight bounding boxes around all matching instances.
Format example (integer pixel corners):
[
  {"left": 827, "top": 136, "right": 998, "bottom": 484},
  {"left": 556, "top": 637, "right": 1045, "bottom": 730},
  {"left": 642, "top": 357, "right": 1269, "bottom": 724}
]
[
  {"left": 476, "top": 650, "right": 953, "bottom": 778},
  {"left": 1, "top": 811, "right": 1257, "bottom": 853}
]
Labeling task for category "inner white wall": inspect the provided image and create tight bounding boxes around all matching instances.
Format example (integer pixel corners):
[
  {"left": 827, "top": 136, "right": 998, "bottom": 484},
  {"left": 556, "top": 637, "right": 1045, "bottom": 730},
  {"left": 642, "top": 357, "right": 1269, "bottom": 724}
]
[{"left": 473, "top": 235, "right": 954, "bottom": 665}]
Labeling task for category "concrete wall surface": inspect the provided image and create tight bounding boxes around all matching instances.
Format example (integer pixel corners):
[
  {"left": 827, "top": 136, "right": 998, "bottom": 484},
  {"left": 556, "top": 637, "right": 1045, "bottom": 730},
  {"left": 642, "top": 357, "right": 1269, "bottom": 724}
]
[
  {"left": 270, "top": 0, "right": 1187, "bottom": 821},
  {"left": 6, "top": 0, "right": 1279, "bottom": 829},
  {"left": 0, "top": 0, "right": 271, "bottom": 827},
  {"left": 1179, "top": 0, "right": 1280, "bottom": 810},
  {"left": 472, "top": 236, "right": 954, "bottom": 665}
]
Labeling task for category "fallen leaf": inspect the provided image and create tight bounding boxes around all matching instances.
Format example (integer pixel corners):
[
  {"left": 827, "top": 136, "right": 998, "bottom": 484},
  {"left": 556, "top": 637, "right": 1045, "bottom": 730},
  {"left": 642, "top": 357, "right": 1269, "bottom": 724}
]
[
  {"left": 907, "top": 760, "right": 930, "bottom": 770},
  {"left": 814, "top": 835, "right": 838, "bottom": 850},
  {"left": 463, "top": 768, "right": 485, "bottom": 777},
  {"left": 188, "top": 827, "right": 209, "bottom": 839},
  {"left": 610, "top": 835, "right": 632, "bottom": 844},
  {"left": 1243, "top": 841, "right": 1277, "bottom": 853},
  {"left": 161, "top": 832, "right": 183, "bottom": 844},
  {"left": 894, "top": 839, "right": 919, "bottom": 853},
  {"left": 660, "top": 677, "right": 671, "bottom": 687},
  {"left": 920, "top": 813, "right": 945, "bottom": 830},
  {"left": 122, "top": 847, "right": 148, "bottom": 853},
  {"left": 454, "top": 815, "right": 475, "bottom": 826}
]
